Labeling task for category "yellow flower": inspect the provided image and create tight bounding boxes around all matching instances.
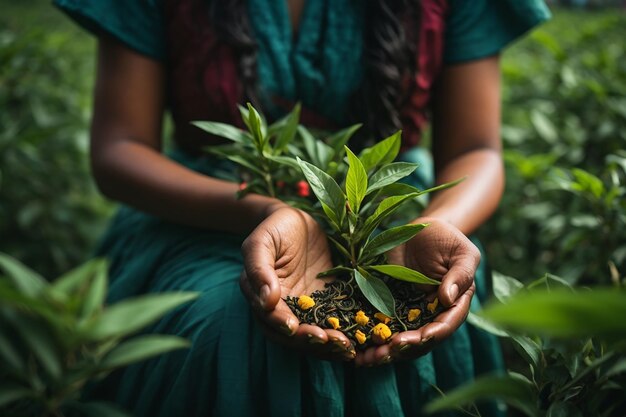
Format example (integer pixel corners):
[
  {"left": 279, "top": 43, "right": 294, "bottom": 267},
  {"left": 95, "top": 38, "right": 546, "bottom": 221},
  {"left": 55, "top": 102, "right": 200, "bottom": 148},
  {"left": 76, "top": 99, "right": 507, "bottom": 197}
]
[
  {"left": 355, "top": 310, "right": 369, "bottom": 326},
  {"left": 327, "top": 317, "right": 341, "bottom": 330},
  {"left": 374, "top": 312, "right": 391, "bottom": 324},
  {"left": 371, "top": 323, "right": 392, "bottom": 344},
  {"left": 427, "top": 298, "right": 439, "bottom": 313},
  {"left": 355, "top": 330, "right": 367, "bottom": 345},
  {"left": 297, "top": 295, "right": 315, "bottom": 310},
  {"left": 407, "top": 308, "right": 422, "bottom": 322}
]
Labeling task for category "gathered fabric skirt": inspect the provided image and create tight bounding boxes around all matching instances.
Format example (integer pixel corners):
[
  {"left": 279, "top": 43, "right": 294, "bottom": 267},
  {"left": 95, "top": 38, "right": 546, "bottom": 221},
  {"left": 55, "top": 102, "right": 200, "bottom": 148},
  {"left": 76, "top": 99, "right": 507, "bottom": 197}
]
[{"left": 88, "top": 148, "right": 505, "bottom": 417}]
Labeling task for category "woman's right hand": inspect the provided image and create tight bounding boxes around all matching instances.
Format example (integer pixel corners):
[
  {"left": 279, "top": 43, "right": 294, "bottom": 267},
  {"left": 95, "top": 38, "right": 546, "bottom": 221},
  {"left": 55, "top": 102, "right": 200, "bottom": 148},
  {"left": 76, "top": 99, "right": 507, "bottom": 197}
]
[{"left": 240, "top": 206, "right": 355, "bottom": 361}]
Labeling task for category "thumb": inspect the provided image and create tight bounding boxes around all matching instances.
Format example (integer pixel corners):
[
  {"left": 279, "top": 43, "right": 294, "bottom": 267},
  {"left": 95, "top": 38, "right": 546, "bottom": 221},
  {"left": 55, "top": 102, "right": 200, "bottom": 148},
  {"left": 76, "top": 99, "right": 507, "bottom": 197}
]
[{"left": 241, "top": 230, "right": 282, "bottom": 311}]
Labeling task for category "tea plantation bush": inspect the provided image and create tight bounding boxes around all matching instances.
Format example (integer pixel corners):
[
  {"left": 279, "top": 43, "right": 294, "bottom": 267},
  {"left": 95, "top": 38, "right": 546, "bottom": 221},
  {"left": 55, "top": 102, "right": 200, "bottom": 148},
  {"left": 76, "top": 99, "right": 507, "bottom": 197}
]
[
  {"left": 0, "top": 22, "right": 112, "bottom": 278},
  {"left": 479, "top": 9, "right": 626, "bottom": 285}
]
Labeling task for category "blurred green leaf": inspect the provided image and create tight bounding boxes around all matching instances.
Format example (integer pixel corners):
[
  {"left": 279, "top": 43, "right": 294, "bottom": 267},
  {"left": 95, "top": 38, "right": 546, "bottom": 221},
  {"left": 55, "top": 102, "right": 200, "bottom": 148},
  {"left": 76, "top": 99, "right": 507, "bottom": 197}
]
[
  {"left": 190, "top": 121, "right": 252, "bottom": 145},
  {"left": 492, "top": 271, "right": 524, "bottom": 303},
  {"left": 274, "top": 103, "right": 300, "bottom": 152},
  {"left": 0, "top": 384, "right": 33, "bottom": 407},
  {"left": 0, "top": 253, "right": 47, "bottom": 297},
  {"left": 326, "top": 124, "right": 361, "bottom": 155},
  {"left": 100, "top": 335, "right": 190, "bottom": 369},
  {"left": 13, "top": 317, "right": 62, "bottom": 380},
  {"left": 80, "top": 292, "right": 198, "bottom": 340},
  {"left": 480, "top": 288, "right": 626, "bottom": 338},
  {"left": 424, "top": 373, "right": 538, "bottom": 417},
  {"left": 80, "top": 262, "right": 108, "bottom": 319}
]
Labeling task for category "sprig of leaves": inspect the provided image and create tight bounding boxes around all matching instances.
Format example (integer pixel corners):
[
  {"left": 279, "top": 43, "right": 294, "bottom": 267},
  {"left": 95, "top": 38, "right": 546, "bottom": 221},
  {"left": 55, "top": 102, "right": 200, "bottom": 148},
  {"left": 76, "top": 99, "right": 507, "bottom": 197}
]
[
  {"left": 195, "top": 103, "right": 360, "bottom": 206},
  {"left": 197, "top": 103, "right": 462, "bottom": 319}
]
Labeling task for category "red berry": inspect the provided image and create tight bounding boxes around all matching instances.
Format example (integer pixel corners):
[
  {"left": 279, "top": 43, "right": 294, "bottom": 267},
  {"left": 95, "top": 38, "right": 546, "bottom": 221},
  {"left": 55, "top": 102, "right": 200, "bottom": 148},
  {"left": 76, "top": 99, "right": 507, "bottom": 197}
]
[
  {"left": 239, "top": 182, "right": 247, "bottom": 191},
  {"left": 296, "top": 180, "right": 310, "bottom": 197}
]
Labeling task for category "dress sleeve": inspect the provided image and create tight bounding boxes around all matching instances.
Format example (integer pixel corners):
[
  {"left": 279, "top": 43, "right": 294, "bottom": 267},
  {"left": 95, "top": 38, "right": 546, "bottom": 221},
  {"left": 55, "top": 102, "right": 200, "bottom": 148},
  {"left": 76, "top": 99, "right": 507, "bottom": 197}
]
[
  {"left": 444, "top": 0, "right": 551, "bottom": 64},
  {"left": 52, "top": 0, "right": 165, "bottom": 60}
]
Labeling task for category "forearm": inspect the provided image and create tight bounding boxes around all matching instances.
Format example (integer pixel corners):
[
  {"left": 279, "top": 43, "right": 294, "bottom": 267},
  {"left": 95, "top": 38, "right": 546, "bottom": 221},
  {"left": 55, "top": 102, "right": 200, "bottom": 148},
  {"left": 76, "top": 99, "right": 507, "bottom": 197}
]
[
  {"left": 92, "top": 140, "right": 286, "bottom": 234},
  {"left": 419, "top": 148, "right": 504, "bottom": 236}
]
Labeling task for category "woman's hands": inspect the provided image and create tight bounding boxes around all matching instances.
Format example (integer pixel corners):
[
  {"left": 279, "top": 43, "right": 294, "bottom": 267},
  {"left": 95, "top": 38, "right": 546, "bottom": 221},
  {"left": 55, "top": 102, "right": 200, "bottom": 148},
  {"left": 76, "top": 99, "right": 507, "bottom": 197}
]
[
  {"left": 354, "top": 218, "right": 479, "bottom": 366},
  {"left": 240, "top": 206, "right": 355, "bottom": 361},
  {"left": 241, "top": 209, "right": 478, "bottom": 365}
]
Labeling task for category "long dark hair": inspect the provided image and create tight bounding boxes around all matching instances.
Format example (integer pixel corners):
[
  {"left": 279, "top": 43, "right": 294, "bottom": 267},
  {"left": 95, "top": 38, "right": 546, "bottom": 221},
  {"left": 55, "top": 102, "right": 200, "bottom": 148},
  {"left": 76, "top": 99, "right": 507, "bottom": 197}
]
[{"left": 209, "top": 0, "right": 421, "bottom": 145}]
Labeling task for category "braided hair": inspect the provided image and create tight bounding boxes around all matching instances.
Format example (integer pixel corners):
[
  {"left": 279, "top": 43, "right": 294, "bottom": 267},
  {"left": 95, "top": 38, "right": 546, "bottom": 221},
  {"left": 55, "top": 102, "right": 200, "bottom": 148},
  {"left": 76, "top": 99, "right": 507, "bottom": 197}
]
[{"left": 209, "top": 0, "right": 421, "bottom": 145}]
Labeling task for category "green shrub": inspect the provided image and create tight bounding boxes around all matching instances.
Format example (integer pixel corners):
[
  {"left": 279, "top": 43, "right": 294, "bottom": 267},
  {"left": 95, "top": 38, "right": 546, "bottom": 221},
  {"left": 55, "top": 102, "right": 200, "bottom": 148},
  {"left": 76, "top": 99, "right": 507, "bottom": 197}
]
[
  {"left": 481, "top": 10, "right": 626, "bottom": 284},
  {"left": 0, "top": 253, "right": 198, "bottom": 417},
  {"left": 0, "top": 28, "right": 112, "bottom": 278}
]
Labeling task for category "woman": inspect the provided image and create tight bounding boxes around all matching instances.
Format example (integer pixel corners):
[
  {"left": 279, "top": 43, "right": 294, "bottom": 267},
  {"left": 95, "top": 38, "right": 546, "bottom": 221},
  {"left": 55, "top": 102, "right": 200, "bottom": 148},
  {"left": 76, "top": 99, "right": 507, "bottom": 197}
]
[{"left": 54, "top": 0, "right": 550, "bottom": 415}]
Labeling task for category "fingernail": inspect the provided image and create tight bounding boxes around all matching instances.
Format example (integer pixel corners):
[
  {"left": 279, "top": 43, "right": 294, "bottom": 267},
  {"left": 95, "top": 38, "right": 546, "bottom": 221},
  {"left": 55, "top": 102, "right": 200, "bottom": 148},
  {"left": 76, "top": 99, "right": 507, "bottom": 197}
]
[
  {"left": 259, "top": 284, "right": 270, "bottom": 309},
  {"left": 420, "top": 336, "right": 433, "bottom": 346},
  {"left": 448, "top": 283, "right": 459, "bottom": 302},
  {"left": 399, "top": 344, "right": 411, "bottom": 352},
  {"left": 379, "top": 355, "right": 392, "bottom": 365},
  {"left": 307, "top": 334, "right": 325, "bottom": 344},
  {"left": 280, "top": 319, "right": 295, "bottom": 336}
]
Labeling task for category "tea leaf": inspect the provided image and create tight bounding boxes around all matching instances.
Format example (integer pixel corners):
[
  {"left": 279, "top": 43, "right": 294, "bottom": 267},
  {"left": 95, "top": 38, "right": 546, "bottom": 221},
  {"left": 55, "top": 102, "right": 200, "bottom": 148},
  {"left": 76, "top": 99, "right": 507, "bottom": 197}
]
[
  {"left": 345, "top": 147, "right": 368, "bottom": 213},
  {"left": 100, "top": 335, "right": 190, "bottom": 369},
  {"left": 492, "top": 271, "right": 525, "bottom": 303},
  {"left": 297, "top": 158, "right": 345, "bottom": 224},
  {"left": 415, "top": 177, "right": 466, "bottom": 197},
  {"left": 299, "top": 126, "right": 321, "bottom": 166},
  {"left": 379, "top": 182, "right": 422, "bottom": 197},
  {"left": 359, "top": 131, "right": 401, "bottom": 171},
  {"left": 326, "top": 124, "right": 361, "bottom": 155},
  {"left": 354, "top": 268, "right": 395, "bottom": 317},
  {"left": 327, "top": 236, "right": 352, "bottom": 261},
  {"left": 368, "top": 264, "right": 439, "bottom": 285},
  {"left": 361, "top": 223, "right": 428, "bottom": 261},
  {"left": 510, "top": 335, "right": 542, "bottom": 370},
  {"left": 223, "top": 154, "right": 265, "bottom": 176},
  {"left": 191, "top": 121, "right": 252, "bottom": 145},
  {"left": 265, "top": 154, "right": 301, "bottom": 171},
  {"left": 317, "top": 266, "right": 353, "bottom": 278},
  {"left": 366, "top": 162, "right": 418, "bottom": 195},
  {"left": 274, "top": 103, "right": 301, "bottom": 151},
  {"left": 424, "top": 373, "right": 538, "bottom": 417},
  {"left": 0, "top": 253, "right": 47, "bottom": 297},
  {"left": 246, "top": 103, "right": 267, "bottom": 149},
  {"left": 81, "top": 292, "right": 198, "bottom": 341},
  {"left": 361, "top": 193, "right": 419, "bottom": 239},
  {"left": 479, "top": 288, "right": 626, "bottom": 338}
]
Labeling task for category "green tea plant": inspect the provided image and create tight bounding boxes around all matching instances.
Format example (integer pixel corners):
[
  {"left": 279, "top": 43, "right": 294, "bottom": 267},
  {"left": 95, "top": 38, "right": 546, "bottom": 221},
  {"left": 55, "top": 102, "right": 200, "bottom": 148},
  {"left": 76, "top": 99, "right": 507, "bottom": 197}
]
[
  {"left": 195, "top": 104, "right": 462, "bottom": 345},
  {"left": 425, "top": 272, "right": 626, "bottom": 417},
  {"left": 0, "top": 253, "right": 198, "bottom": 417},
  {"left": 482, "top": 9, "right": 626, "bottom": 284}
]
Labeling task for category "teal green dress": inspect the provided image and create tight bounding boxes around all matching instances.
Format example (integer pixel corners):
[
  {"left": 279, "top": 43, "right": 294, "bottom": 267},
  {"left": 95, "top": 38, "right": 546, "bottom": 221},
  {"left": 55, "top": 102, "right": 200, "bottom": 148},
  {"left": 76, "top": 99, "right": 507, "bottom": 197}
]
[{"left": 54, "top": 1, "right": 550, "bottom": 416}]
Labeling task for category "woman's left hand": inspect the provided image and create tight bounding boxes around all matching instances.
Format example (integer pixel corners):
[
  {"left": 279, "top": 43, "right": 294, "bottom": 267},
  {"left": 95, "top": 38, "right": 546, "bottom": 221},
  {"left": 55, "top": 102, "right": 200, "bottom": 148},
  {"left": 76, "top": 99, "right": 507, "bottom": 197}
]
[{"left": 354, "top": 218, "right": 479, "bottom": 366}]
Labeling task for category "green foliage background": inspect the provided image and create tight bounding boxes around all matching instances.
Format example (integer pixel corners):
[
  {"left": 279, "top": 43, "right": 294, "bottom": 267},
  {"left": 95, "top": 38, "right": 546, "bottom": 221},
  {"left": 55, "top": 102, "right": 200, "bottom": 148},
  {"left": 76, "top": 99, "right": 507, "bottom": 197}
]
[{"left": 1, "top": 1, "right": 625, "bottom": 414}]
